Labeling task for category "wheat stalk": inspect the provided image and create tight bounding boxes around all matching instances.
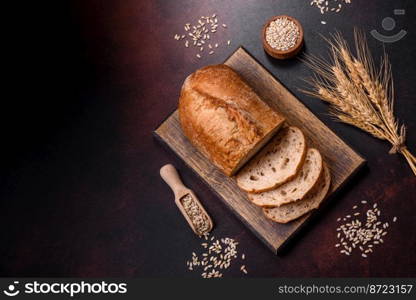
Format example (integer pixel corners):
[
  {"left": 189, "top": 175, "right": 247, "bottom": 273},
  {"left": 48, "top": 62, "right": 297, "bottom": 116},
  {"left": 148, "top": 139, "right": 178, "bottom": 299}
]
[{"left": 302, "top": 30, "right": 416, "bottom": 176}]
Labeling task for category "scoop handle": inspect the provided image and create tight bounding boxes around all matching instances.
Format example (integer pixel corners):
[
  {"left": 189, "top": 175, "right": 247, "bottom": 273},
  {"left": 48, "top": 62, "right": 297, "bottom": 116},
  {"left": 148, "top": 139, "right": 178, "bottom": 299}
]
[{"left": 160, "top": 164, "right": 187, "bottom": 198}]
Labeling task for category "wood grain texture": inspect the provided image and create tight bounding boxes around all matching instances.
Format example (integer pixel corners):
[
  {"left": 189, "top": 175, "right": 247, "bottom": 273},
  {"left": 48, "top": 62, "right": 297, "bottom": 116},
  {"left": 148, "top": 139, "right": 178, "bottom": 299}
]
[{"left": 154, "top": 47, "right": 366, "bottom": 253}]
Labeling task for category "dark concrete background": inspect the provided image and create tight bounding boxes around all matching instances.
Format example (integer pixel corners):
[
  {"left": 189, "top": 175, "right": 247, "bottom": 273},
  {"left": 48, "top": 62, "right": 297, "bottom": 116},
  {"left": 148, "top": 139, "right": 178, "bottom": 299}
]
[{"left": 0, "top": 0, "right": 415, "bottom": 277}]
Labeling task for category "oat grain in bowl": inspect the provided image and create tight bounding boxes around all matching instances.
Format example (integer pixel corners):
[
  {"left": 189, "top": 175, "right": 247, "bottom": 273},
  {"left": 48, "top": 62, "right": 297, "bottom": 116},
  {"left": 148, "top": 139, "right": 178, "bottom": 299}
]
[
  {"left": 262, "top": 15, "right": 304, "bottom": 59},
  {"left": 265, "top": 17, "right": 300, "bottom": 51}
]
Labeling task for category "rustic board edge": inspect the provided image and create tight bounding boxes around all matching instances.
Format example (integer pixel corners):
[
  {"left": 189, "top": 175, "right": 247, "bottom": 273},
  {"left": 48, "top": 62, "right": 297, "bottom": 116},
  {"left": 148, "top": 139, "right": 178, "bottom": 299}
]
[
  {"left": 152, "top": 46, "right": 367, "bottom": 254},
  {"left": 153, "top": 112, "right": 366, "bottom": 254},
  {"left": 275, "top": 158, "right": 366, "bottom": 253},
  {"left": 152, "top": 129, "right": 278, "bottom": 253}
]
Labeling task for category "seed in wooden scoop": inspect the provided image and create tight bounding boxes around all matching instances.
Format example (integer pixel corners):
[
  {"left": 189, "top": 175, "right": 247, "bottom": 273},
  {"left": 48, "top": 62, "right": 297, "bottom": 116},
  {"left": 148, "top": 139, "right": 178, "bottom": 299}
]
[
  {"left": 180, "top": 194, "right": 211, "bottom": 235},
  {"left": 160, "top": 164, "right": 213, "bottom": 235}
]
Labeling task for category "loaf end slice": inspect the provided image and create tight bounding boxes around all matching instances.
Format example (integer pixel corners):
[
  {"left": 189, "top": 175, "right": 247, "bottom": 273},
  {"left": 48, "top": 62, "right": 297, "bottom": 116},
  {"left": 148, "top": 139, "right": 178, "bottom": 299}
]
[
  {"left": 236, "top": 126, "right": 307, "bottom": 193},
  {"left": 249, "top": 148, "right": 323, "bottom": 207},
  {"left": 263, "top": 164, "right": 331, "bottom": 223}
]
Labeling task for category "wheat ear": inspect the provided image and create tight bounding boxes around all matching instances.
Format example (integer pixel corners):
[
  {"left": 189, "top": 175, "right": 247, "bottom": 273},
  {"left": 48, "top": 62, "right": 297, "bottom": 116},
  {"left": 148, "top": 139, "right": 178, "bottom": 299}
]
[{"left": 303, "top": 30, "right": 416, "bottom": 176}]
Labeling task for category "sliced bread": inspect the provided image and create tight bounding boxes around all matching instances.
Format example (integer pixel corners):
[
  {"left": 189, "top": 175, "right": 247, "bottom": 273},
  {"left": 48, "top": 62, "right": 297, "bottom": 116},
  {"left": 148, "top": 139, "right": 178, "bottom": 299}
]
[
  {"left": 248, "top": 148, "right": 323, "bottom": 207},
  {"left": 236, "top": 126, "right": 306, "bottom": 193},
  {"left": 263, "top": 164, "right": 331, "bottom": 223}
]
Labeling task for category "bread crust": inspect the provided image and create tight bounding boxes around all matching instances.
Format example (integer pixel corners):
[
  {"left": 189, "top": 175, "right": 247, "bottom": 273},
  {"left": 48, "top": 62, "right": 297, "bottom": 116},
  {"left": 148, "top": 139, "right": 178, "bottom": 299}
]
[{"left": 179, "top": 65, "right": 285, "bottom": 176}]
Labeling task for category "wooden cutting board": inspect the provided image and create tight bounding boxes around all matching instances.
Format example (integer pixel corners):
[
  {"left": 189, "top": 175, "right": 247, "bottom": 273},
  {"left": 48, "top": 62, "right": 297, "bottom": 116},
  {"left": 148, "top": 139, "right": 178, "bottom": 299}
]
[{"left": 154, "top": 47, "right": 365, "bottom": 253}]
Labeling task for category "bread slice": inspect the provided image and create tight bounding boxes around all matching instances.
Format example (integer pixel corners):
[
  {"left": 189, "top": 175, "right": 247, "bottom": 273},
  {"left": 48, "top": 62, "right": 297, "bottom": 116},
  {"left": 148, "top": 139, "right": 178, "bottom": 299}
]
[
  {"left": 263, "top": 164, "right": 331, "bottom": 223},
  {"left": 248, "top": 148, "right": 323, "bottom": 207},
  {"left": 236, "top": 126, "right": 306, "bottom": 193}
]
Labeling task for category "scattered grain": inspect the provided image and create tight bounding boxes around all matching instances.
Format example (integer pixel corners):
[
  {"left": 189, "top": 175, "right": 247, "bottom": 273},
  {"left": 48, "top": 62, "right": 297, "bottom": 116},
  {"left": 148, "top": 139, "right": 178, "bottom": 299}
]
[
  {"left": 186, "top": 234, "right": 246, "bottom": 278},
  {"left": 172, "top": 14, "right": 230, "bottom": 60},
  {"left": 335, "top": 201, "right": 393, "bottom": 258},
  {"left": 311, "top": 0, "right": 351, "bottom": 15}
]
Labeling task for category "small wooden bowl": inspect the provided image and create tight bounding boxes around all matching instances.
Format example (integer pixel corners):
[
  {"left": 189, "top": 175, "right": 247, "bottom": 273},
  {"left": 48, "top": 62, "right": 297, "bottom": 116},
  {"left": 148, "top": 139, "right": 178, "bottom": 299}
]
[{"left": 262, "top": 15, "right": 304, "bottom": 59}]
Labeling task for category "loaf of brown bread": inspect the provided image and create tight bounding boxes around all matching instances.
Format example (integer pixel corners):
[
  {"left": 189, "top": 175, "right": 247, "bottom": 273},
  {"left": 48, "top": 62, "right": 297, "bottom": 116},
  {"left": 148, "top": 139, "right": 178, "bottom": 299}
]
[{"left": 178, "top": 65, "right": 285, "bottom": 176}]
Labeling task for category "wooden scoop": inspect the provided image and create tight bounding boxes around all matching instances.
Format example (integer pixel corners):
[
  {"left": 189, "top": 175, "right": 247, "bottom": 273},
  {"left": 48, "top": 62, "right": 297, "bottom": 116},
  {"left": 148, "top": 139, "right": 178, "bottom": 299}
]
[{"left": 160, "top": 164, "right": 213, "bottom": 235}]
